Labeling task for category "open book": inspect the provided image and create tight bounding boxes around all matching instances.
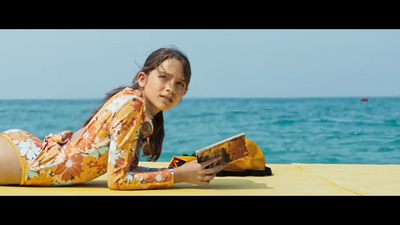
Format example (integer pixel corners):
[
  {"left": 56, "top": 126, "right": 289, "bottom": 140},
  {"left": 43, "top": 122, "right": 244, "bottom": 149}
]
[{"left": 195, "top": 133, "right": 250, "bottom": 166}]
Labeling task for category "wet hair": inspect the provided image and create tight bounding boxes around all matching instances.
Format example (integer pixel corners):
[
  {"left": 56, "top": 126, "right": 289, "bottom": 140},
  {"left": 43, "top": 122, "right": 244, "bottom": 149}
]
[{"left": 81, "top": 47, "right": 191, "bottom": 161}]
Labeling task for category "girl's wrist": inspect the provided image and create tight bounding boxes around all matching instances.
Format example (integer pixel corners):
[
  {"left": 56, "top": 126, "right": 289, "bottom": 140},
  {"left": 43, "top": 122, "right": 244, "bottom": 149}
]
[{"left": 172, "top": 167, "right": 183, "bottom": 183}]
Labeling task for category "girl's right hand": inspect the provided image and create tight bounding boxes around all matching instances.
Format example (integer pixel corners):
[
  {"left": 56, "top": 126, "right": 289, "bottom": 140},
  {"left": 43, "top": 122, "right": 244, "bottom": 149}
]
[{"left": 173, "top": 156, "right": 225, "bottom": 185}]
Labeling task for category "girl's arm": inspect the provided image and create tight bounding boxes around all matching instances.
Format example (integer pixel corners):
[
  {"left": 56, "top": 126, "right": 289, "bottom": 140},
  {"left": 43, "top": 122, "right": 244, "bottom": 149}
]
[{"left": 106, "top": 100, "right": 174, "bottom": 190}]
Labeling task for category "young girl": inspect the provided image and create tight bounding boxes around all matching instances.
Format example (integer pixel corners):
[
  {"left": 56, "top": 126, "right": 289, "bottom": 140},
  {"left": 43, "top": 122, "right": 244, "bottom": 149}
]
[{"left": 0, "top": 47, "right": 224, "bottom": 190}]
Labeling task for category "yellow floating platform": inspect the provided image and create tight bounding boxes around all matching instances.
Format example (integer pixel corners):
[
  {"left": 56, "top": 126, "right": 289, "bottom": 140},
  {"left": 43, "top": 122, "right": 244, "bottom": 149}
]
[{"left": 1, "top": 162, "right": 399, "bottom": 195}]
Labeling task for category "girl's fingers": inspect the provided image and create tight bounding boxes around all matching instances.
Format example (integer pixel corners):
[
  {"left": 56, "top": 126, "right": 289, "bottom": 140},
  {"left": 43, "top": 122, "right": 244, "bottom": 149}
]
[
  {"left": 198, "top": 174, "right": 216, "bottom": 185},
  {"left": 203, "top": 164, "right": 224, "bottom": 174},
  {"left": 200, "top": 156, "right": 222, "bottom": 168},
  {"left": 204, "top": 174, "right": 216, "bottom": 181},
  {"left": 198, "top": 180, "right": 210, "bottom": 185}
]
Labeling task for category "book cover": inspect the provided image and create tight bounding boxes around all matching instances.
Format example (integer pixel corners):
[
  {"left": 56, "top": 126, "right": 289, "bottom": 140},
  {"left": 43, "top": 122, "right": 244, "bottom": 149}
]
[{"left": 195, "top": 133, "right": 249, "bottom": 166}]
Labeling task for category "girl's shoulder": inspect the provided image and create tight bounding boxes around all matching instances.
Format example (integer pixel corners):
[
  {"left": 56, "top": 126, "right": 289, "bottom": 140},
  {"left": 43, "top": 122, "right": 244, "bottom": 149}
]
[
  {"left": 110, "top": 87, "right": 144, "bottom": 104},
  {"left": 102, "top": 87, "right": 145, "bottom": 114},
  {"left": 115, "top": 87, "right": 153, "bottom": 119}
]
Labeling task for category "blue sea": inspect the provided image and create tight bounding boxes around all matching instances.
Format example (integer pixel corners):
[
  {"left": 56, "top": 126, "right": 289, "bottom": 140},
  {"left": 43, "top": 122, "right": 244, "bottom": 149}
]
[{"left": 1, "top": 97, "right": 399, "bottom": 164}]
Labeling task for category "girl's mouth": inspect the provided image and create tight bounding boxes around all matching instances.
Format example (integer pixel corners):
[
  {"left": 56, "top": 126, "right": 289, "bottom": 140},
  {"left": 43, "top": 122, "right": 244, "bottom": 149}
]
[{"left": 160, "top": 95, "right": 173, "bottom": 103}]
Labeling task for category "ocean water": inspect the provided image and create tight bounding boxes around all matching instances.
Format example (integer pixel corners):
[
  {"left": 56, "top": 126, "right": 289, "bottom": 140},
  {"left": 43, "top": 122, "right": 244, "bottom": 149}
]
[{"left": 0, "top": 97, "right": 399, "bottom": 164}]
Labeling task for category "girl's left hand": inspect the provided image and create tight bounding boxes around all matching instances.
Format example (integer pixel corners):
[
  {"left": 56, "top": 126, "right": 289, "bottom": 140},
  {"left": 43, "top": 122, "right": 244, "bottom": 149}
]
[{"left": 173, "top": 156, "right": 225, "bottom": 185}]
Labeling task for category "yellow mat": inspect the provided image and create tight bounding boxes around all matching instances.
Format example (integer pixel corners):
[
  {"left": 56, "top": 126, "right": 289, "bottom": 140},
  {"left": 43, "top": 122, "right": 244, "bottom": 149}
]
[{"left": 1, "top": 162, "right": 399, "bottom": 195}]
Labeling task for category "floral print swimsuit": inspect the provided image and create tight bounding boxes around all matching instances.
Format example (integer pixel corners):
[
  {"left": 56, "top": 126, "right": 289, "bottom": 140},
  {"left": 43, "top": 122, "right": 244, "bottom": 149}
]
[{"left": 0, "top": 88, "right": 174, "bottom": 190}]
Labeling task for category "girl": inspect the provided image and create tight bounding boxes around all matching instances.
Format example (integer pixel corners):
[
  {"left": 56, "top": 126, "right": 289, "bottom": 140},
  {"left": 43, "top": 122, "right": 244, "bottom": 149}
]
[{"left": 0, "top": 47, "right": 224, "bottom": 190}]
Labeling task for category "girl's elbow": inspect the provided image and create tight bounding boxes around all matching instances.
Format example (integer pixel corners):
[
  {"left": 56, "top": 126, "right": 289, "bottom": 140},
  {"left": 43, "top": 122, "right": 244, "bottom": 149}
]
[{"left": 107, "top": 180, "right": 118, "bottom": 190}]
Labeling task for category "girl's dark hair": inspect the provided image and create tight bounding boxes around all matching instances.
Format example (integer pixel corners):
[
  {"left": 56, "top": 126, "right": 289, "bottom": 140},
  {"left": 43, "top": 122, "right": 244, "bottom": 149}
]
[{"left": 81, "top": 47, "right": 191, "bottom": 161}]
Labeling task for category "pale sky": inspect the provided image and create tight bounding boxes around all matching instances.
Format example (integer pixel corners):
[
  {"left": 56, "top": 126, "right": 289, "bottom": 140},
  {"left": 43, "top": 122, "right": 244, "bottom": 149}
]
[{"left": 1, "top": 29, "right": 399, "bottom": 99}]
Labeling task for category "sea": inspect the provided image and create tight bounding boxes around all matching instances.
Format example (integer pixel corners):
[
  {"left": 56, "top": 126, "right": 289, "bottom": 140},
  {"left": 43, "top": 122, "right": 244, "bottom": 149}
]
[{"left": 1, "top": 97, "right": 399, "bottom": 164}]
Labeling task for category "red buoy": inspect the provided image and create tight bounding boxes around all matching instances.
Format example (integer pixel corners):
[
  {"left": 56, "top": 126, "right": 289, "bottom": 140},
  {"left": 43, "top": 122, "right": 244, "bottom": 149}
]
[{"left": 360, "top": 98, "right": 368, "bottom": 102}]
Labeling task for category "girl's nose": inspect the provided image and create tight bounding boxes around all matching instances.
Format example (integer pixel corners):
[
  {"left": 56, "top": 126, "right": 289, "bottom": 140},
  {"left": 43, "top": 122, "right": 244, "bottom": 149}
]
[{"left": 165, "top": 81, "right": 176, "bottom": 94}]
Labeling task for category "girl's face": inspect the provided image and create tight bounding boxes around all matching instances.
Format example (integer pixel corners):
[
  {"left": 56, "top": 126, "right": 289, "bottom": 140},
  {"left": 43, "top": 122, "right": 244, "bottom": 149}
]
[{"left": 137, "top": 58, "right": 187, "bottom": 116}]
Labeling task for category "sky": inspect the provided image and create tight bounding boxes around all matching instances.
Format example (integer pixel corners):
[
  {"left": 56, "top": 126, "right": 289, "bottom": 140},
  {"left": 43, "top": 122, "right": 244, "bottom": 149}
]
[{"left": 0, "top": 29, "right": 399, "bottom": 99}]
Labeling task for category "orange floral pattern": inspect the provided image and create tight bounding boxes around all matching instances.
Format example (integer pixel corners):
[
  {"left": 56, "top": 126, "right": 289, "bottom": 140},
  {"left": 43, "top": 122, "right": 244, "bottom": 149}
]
[{"left": 0, "top": 88, "right": 174, "bottom": 189}]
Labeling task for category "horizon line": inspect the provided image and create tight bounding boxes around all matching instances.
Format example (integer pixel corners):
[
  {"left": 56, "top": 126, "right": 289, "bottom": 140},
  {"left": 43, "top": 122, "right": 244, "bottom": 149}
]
[{"left": 1, "top": 96, "right": 399, "bottom": 100}]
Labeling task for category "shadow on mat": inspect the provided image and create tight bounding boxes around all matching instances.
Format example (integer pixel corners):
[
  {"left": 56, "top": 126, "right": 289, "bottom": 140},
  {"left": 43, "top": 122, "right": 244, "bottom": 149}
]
[
  {"left": 71, "top": 180, "right": 108, "bottom": 188},
  {"left": 1, "top": 179, "right": 270, "bottom": 190},
  {"left": 0, "top": 180, "right": 108, "bottom": 188},
  {"left": 64, "top": 178, "right": 271, "bottom": 190},
  {"left": 167, "top": 178, "right": 271, "bottom": 190}
]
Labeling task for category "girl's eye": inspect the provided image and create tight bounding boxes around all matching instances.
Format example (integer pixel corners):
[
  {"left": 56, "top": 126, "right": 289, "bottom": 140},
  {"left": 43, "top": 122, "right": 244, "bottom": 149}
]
[
  {"left": 178, "top": 82, "right": 185, "bottom": 87},
  {"left": 159, "top": 75, "right": 167, "bottom": 79}
]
